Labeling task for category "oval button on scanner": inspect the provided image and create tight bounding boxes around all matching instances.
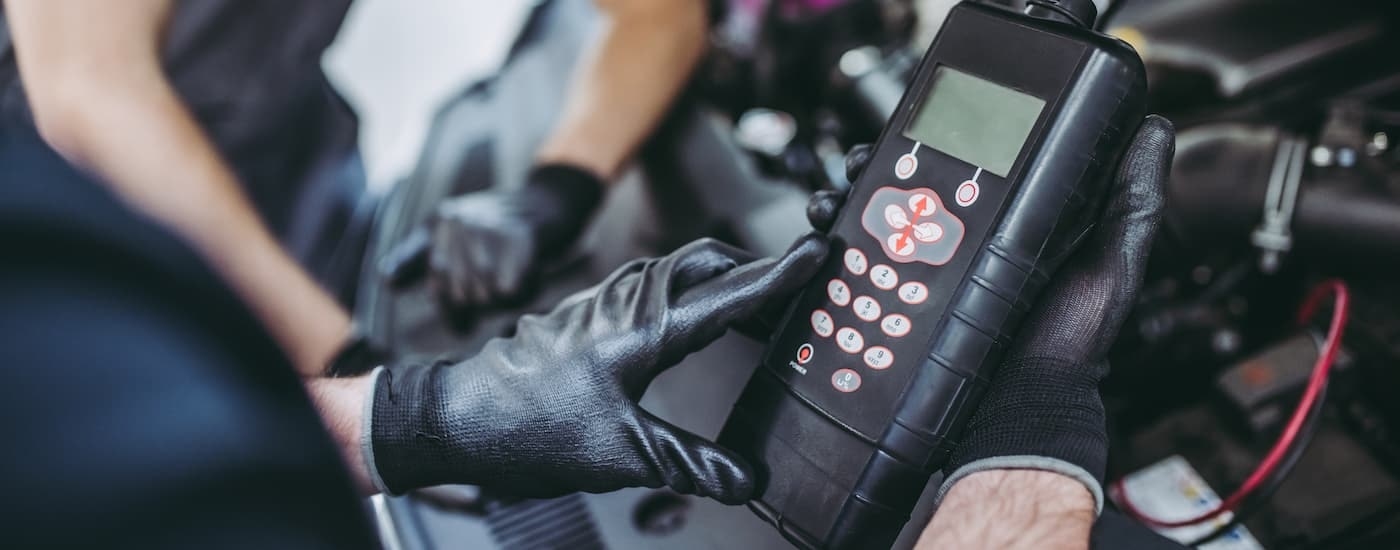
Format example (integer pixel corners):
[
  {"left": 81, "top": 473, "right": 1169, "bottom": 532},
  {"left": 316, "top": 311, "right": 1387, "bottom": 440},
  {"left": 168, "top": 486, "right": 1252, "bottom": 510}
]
[
  {"left": 898, "top": 282, "right": 929, "bottom": 305},
  {"left": 894, "top": 154, "right": 918, "bottom": 180},
  {"left": 912, "top": 222, "right": 944, "bottom": 243},
  {"left": 836, "top": 328, "right": 864, "bottom": 354},
  {"left": 884, "top": 204, "right": 911, "bottom": 230},
  {"left": 956, "top": 180, "right": 980, "bottom": 207},
  {"left": 832, "top": 369, "right": 863, "bottom": 393},
  {"left": 908, "top": 193, "right": 937, "bottom": 217},
  {"left": 811, "top": 309, "right": 834, "bottom": 337},
  {"left": 853, "top": 296, "right": 881, "bottom": 322},
  {"left": 796, "top": 344, "right": 814, "bottom": 365},
  {"left": 864, "top": 346, "right": 893, "bottom": 370},
  {"left": 844, "top": 248, "right": 869, "bottom": 275},
  {"left": 871, "top": 265, "right": 898, "bottom": 290},
  {"left": 881, "top": 314, "right": 912, "bottom": 338},
  {"left": 827, "top": 279, "right": 851, "bottom": 306}
]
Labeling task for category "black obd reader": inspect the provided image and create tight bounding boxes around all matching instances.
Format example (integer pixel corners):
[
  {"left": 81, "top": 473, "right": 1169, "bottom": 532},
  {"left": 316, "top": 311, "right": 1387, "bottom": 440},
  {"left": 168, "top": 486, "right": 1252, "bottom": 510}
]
[{"left": 719, "top": 1, "right": 1147, "bottom": 548}]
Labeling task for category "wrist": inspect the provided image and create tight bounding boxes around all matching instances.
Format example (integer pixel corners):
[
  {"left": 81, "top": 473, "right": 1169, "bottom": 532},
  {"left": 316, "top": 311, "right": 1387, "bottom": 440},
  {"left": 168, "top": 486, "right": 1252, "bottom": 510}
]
[
  {"left": 521, "top": 164, "right": 606, "bottom": 251},
  {"left": 945, "top": 357, "right": 1109, "bottom": 494},
  {"left": 366, "top": 362, "right": 487, "bottom": 494},
  {"left": 919, "top": 470, "right": 1094, "bottom": 550},
  {"left": 308, "top": 373, "right": 378, "bottom": 495}
]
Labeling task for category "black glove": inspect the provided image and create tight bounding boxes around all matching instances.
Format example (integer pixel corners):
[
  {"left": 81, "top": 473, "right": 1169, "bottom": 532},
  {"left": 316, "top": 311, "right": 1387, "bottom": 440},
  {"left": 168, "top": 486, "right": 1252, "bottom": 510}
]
[
  {"left": 381, "top": 164, "right": 605, "bottom": 315},
  {"left": 365, "top": 235, "right": 830, "bottom": 503},
  {"left": 819, "top": 118, "right": 1174, "bottom": 512},
  {"left": 937, "top": 116, "right": 1174, "bottom": 511}
]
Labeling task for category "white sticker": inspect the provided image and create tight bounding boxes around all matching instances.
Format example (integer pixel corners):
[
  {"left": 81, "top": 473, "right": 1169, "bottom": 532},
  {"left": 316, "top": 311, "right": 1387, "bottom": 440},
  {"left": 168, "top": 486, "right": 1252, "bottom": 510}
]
[{"left": 1114, "top": 456, "right": 1265, "bottom": 550}]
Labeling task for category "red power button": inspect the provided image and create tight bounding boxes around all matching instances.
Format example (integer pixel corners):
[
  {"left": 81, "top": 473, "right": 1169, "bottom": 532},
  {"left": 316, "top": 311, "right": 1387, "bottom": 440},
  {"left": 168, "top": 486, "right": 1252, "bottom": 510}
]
[{"left": 796, "top": 344, "right": 814, "bottom": 365}]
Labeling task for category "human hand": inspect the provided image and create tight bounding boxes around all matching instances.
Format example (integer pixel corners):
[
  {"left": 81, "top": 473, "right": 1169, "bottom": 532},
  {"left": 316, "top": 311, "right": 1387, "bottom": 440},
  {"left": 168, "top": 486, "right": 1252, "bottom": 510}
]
[
  {"left": 366, "top": 235, "right": 829, "bottom": 503},
  {"left": 935, "top": 115, "right": 1175, "bottom": 512},
  {"left": 380, "top": 165, "right": 604, "bottom": 319}
]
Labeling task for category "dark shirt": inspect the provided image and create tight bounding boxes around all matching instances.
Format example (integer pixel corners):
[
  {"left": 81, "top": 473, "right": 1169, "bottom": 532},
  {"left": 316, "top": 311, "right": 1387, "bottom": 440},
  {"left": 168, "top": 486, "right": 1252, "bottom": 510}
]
[
  {"left": 0, "top": 1, "right": 360, "bottom": 282},
  {"left": 0, "top": 127, "right": 377, "bottom": 549}
]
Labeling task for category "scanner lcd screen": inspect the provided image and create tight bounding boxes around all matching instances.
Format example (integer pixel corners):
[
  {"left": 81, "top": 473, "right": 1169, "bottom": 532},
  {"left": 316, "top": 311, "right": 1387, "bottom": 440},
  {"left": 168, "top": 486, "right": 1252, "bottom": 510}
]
[{"left": 903, "top": 66, "right": 1045, "bottom": 177}]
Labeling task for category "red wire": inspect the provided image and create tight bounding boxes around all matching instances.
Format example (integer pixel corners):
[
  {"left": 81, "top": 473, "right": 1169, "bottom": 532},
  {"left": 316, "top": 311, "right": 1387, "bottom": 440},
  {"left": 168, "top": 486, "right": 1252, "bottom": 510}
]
[{"left": 1112, "top": 279, "right": 1350, "bottom": 529}]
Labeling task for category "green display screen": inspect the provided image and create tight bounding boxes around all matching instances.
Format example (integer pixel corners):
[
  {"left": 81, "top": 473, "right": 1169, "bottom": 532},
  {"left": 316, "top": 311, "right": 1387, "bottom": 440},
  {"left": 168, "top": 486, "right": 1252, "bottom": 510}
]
[{"left": 903, "top": 66, "right": 1046, "bottom": 177}]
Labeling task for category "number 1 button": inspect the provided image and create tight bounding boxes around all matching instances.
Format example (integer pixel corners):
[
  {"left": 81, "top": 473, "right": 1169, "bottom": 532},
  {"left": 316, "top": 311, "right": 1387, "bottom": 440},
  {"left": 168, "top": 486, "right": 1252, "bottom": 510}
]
[{"left": 844, "top": 248, "right": 868, "bottom": 276}]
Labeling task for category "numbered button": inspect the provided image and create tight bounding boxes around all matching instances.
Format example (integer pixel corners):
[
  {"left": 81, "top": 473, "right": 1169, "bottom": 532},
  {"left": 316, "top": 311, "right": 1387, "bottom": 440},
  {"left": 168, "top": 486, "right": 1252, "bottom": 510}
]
[
  {"left": 871, "top": 265, "right": 898, "bottom": 290},
  {"left": 811, "top": 309, "right": 834, "bottom": 337},
  {"left": 827, "top": 279, "right": 851, "bottom": 306},
  {"left": 898, "top": 282, "right": 929, "bottom": 305},
  {"left": 836, "top": 327, "right": 864, "bottom": 354},
  {"left": 881, "top": 314, "right": 912, "bottom": 338},
  {"left": 844, "top": 248, "right": 869, "bottom": 276},
  {"left": 864, "top": 346, "right": 894, "bottom": 370},
  {"left": 832, "top": 369, "right": 863, "bottom": 393},
  {"left": 853, "top": 296, "right": 882, "bottom": 322}
]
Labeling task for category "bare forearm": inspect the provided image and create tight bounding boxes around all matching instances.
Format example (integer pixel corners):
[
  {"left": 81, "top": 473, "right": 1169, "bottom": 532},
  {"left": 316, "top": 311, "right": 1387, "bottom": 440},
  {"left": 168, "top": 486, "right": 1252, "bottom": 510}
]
[
  {"left": 308, "top": 374, "right": 377, "bottom": 495},
  {"left": 916, "top": 470, "right": 1096, "bottom": 550},
  {"left": 36, "top": 84, "right": 350, "bottom": 376},
  {"left": 6, "top": 0, "right": 350, "bottom": 376},
  {"left": 536, "top": 0, "right": 708, "bottom": 179}
]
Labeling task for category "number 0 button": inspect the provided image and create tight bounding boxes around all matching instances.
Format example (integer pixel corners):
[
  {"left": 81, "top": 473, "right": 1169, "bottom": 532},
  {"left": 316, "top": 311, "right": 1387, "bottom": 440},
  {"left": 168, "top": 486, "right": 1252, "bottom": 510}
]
[
  {"left": 871, "top": 265, "right": 898, "bottom": 290},
  {"left": 836, "top": 327, "right": 864, "bottom": 354},
  {"left": 832, "top": 369, "right": 862, "bottom": 393},
  {"left": 881, "top": 314, "right": 912, "bottom": 338},
  {"left": 864, "top": 346, "right": 893, "bottom": 370}
]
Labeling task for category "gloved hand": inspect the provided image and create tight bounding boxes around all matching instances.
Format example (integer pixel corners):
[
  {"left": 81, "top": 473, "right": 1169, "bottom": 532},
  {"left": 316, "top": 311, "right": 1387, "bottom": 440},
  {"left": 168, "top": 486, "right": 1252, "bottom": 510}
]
[
  {"left": 937, "top": 115, "right": 1173, "bottom": 512},
  {"left": 817, "top": 117, "right": 1174, "bottom": 513},
  {"left": 365, "top": 234, "right": 830, "bottom": 503},
  {"left": 381, "top": 164, "right": 605, "bottom": 316}
]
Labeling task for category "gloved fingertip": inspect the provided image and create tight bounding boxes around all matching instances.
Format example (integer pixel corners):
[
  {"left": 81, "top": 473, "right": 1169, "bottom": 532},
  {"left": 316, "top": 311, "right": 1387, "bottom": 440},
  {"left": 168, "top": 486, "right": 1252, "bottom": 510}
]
[
  {"left": 806, "top": 189, "right": 847, "bottom": 233},
  {"left": 777, "top": 232, "right": 831, "bottom": 276},
  {"left": 1125, "top": 115, "right": 1177, "bottom": 178},
  {"left": 670, "top": 238, "right": 754, "bottom": 291},
  {"left": 845, "top": 143, "right": 875, "bottom": 184}
]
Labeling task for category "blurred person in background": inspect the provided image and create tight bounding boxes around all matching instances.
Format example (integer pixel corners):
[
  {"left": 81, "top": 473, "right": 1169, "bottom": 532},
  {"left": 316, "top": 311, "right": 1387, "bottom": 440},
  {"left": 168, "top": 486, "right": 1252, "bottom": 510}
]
[{"left": 0, "top": 0, "right": 711, "bottom": 377}]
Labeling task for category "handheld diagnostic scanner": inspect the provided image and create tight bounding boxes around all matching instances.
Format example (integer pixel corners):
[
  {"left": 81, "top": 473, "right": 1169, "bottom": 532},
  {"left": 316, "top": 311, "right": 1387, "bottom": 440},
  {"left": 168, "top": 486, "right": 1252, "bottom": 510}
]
[{"left": 719, "top": 1, "right": 1147, "bottom": 548}]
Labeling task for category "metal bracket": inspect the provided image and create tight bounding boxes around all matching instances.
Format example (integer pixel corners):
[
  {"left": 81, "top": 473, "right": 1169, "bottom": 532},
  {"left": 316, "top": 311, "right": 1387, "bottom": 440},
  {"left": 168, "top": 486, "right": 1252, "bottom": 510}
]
[{"left": 1251, "top": 135, "right": 1306, "bottom": 274}]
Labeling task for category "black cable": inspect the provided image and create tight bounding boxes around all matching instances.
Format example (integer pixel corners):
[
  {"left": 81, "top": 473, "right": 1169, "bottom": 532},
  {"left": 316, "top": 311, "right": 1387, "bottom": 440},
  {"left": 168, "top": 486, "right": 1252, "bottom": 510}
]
[{"left": 1187, "top": 382, "right": 1330, "bottom": 547}]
